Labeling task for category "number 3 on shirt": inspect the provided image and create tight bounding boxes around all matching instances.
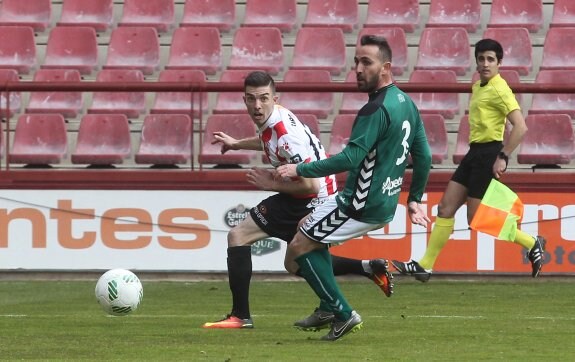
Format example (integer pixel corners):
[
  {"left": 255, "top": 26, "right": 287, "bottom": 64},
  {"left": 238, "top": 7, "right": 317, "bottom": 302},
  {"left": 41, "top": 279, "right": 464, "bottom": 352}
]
[{"left": 395, "top": 120, "right": 411, "bottom": 165}]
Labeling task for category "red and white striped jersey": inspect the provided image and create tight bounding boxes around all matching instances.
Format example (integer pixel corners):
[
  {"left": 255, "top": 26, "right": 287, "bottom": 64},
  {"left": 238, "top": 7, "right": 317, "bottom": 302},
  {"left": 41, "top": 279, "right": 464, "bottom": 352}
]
[{"left": 259, "top": 105, "right": 337, "bottom": 198}]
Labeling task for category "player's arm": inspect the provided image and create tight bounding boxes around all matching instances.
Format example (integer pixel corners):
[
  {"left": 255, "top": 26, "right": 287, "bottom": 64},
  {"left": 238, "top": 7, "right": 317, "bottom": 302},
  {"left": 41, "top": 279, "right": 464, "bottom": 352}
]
[
  {"left": 246, "top": 167, "right": 320, "bottom": 194},
  {"left": 408, "top": 118, "right": 432, "bottom": 204},
  {"left": 212, "top": 132, "right": 262, "bottom": 153},
  {"left": 494, "top": 109, "right": 527, "bottom": 178}
]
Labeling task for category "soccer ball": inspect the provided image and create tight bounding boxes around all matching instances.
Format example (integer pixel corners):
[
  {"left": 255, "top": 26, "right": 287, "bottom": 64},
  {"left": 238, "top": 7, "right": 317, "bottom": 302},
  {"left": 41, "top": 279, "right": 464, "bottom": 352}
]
[{"left": 95, "top": 269, "right": 143, "bottom": 316}]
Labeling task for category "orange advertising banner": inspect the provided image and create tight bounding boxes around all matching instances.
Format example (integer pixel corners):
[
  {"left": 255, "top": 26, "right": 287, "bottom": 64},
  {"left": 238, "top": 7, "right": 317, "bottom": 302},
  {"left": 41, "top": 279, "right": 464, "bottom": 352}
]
[{"left": 331, "top": 191, "right": 575, "bottom": 274}]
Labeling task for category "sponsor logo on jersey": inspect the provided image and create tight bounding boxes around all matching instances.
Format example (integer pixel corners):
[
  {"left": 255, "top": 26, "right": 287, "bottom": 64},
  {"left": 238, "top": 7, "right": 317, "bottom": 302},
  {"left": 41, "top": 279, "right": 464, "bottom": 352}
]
[{"left": 382, "top": 176, "right": 403, "bottom": 196}]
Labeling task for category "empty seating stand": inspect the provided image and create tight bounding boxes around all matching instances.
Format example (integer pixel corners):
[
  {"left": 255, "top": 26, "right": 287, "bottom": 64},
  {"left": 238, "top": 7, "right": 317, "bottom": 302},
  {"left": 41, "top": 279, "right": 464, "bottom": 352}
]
[
  {"left": 228, "top": 27, "right": 284, "bottom": 75},
  {"left": 135, "top": 114, "right": 193, "bottom": 167},
  {"left": 10, "top": 114, "right": 67, "bottom": 166},
  {"left": 118, "top": 0, "right": 175, "bottom": 33},
  {"left": 540, "top": 27, "right": 575, "bottom": 71},
  {"left": 517, "top": 114, "right": 575, "bottom": 168},
  {"left": 426, "top": 0, "right": 481, "bottom": 33},
  {"left": 482, "top": 28, "right": 533, "bottom": 76},
  {"left": 26, "top": 69, "right": 83, "bottom": 118},
  {"left": 71, "top": 114, "right": 132, "bottom": 167},
  {"left": 279, "top": 69, "right": 334, "bottom": 118},
  {"left": 0, "top": 0, "right": 51, "bottom": 32},
  {"left": 213, "top": 69, "right": 252, "bottom": 114},
  {"left": 57, "top": 0, "right": 114, "bottom": 32},
  {"left": 415, "top": 27, "right": 470, "bottom": 76},
  {"left": 290, "top": 27, "right": 346, "bottom": 76},
  {"left": 408, "top": 70, "right": 460, "bottom": 119},
  {"left": 42, "top": 26, "right": 98, "bottom": 75},
  {"left": 166, "top": 27, "right": 222, "bottom": 75},
  {"left": 88, "top": 69, "right": 146, "bottom": 119},
  {"left": 242, "top": 0, "right": 296, "bottom": 33},
  {"left": 199, "top": 114, "right": 258, "bottom": 167},
  {"left": 421, "top": 114, "right": 448, "bottom": 164},
  {"left": 328, "top": 114, "right": 355, "bottom": 155},
  {"left": 364, "top": 0, "right": 420, "bottom": 33},
  {"left": 180, "top": 0, "right": 236, "bottom": 32},
  {"left": 340, "top": 70, "right": 366, "bottom": 114},
  {"left": 356, "top": 27, "right": 408, "bottom": 76},
  {"left": 487, "top": 0, "right": 543, "bottom": 33},
  {"left": 104, "top": 27, "right": 160, "bottom": 76},
  {"left": 302, "top": 0, "right": 358, "bottom": 33},
  {"left": 0, "top": 26, "right": 37, "bottom": 74},
  {"left": 151, "top": 69, "right": 208, "bottom": 116},
  {"left": 0, "top": 69, "right": 22, "bottom": 117},
  {"left": 529, "top": 70, "right": 575, "bottom": 118},
  {"left": 551, "top": 0, "right": 575, "bottom": 28}
]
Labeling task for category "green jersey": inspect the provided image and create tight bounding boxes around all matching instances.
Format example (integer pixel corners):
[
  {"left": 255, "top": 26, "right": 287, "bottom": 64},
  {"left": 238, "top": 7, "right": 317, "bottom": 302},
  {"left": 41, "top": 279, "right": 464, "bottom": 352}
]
[{"left": 297, "top": 84, "right": 431, "bottom": 224}]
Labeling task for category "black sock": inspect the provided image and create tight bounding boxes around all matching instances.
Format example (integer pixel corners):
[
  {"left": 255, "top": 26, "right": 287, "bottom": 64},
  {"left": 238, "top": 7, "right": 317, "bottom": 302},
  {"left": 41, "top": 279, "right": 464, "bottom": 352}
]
[
  {"left": 331, "top": 255, "right": 369, "bottom": 277},
  {"left": 227, "top": 246, "right": 252, "bottom": 319}
]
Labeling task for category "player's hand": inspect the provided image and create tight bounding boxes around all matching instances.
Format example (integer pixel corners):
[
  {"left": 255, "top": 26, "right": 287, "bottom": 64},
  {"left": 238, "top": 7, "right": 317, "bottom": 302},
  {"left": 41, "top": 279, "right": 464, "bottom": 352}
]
[
  {"left": 211, "top": 131, "right": 237, "bottom": 154},
  {"left": 246, "top": 167, "right": 276, "bottom": 191},
  {"left": 277, "top": 163, "right": 298, "bottom": 178},
  {"left": 407, "top": 201, "right": 430, "bottom": 226},
  {"left": 493, "top": 157, "right": 507, "bottom": 179}
]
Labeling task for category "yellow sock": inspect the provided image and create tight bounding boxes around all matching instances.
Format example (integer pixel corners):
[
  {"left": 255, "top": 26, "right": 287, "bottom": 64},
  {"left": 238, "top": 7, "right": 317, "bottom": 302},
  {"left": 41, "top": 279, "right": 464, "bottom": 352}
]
[
  {"left": 419, "top": 217, "right": 455, "bottom": 270},
  {"left": 513, "top": 230, "right": 536, "bottom": 249}
]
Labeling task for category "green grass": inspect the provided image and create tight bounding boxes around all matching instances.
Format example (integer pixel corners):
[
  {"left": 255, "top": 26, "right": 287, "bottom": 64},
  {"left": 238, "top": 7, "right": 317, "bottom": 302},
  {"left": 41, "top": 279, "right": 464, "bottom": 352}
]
[{"left": 0, "top": 277, "right": 573, "bottom": 361}]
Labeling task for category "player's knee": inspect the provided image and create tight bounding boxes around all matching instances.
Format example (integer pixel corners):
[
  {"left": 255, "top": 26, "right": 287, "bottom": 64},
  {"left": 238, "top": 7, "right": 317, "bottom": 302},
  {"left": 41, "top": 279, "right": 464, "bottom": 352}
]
[{"left": 227, "top": 228, "right": 247, "bottom": 247}]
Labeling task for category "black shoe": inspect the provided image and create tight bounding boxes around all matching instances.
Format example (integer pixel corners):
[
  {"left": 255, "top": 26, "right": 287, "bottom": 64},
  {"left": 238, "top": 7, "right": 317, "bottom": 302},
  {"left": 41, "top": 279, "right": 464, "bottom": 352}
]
[
  {"left": 528, "top": 236, "right": 546, "bottom": 277},
  {"left": 293, "top": 308, "right": 335, "bottom": 331},
  {"left": 368, "top": 259, "right": 394, "bottom": 297},
  {"left": 321, "top": 311, "right": 363, "bottom": 341},
  {"left": 391, "top": 259, "right": 431, "bottom": 282}
]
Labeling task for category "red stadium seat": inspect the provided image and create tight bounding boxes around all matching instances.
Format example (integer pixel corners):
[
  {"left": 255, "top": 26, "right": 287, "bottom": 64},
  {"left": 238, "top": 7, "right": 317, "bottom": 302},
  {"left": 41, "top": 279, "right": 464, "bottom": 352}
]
[
  {"left": 0, "top": 69, "right": 22, "bottom": 117},
  {"left": 540, "top": 28, "right": 575, "bottom": 71},
  {"left": 279, "top": 70, "right": 334, "bottom": 118},
  {"left": 408, "top": 70, "right": 460, "bottom": 119},
  {"left": 290, "top": 27, "right": 346, "bottom": 76},
  {"left": 10, "top": 114, "right": 67, "bottom": 165},
  {"left": 487, "top": 0, "right": 543, "bottom": 33},
  {"left": 180, "top": 0, "right": 236, "bottom": 32},
  {"left": 482, "top": 28, "right": 533, "bottom": 76},
  {"left": 199, "top": 114, "right": 257, "bottom": 167},
  {"left": 517, "top": 114, "right": 575, "bottom": 167},
  {"left": 71, "top": 114, "right": 132, "bottom": 166},
  {"left": 415, "top": 27, "right": 471, "bottom": 76},
  {"left": 328, "top": 114, "right": 355, "bottom": 155},
  {"left": 356, "top": 27, "right": 408, "bottom": 76},
  {"left": 242, "top": 0, "right": 296, "bottom": 33},
  {"left": 42, "top": 26, "right": 98, "bottom": 75},
  {"left": 88, "top": 70, "right": 146, "bottom": 118},
  {"left": 302, "top": 0, "right": 358, "bottom": 33},
  {"left": 551, "top": 0, "right": 575, "bottom": 28},
  {"left": 213, "top": 69, "right": 252, "bottom": 114},
  {"left": 0, "top": 26, "right": 37, "bottom": 74},
  {"left": 57, "top": 0, "right": 114, "bottom": 32},
  {"left": 151, "top": 69, "right": 208, "bottom": 116},
  {"left": 529, "top": 70, "right": 575, "bottom": 118},
  {"left": 470, "top": 70, "right": 523, "bottom": 109},
  {"left": 364, "top": 0, "right": 420, "bottom": 33},
  {"left": 421, "top": 114, "right": 448, "bottom": 164},
  {"left": 135, "top": 114, "right": 192, "bottom": 166},
  {"left": 26, "top": 69, "right": 83, "bottom": 118},
  {"left": 340, "top": 70, "right": 365, "bottom": 115},
  {"left": 426, "top": 0, "right": 481, "bottom": 33},
  {"left": 104, "top": 27, "right": 160, "bottom": 75},
  {"left": 166, "top": 27, "right": 222, "bottom": 75},
  {"left": 118, "top": 0, "right": 175, "bottom": 33},
  {"left": 0, "top": 0, "right": 51, "bottom": 32},
  {"left": 228, "top": 27, "right": 284, "bottom": 75}
]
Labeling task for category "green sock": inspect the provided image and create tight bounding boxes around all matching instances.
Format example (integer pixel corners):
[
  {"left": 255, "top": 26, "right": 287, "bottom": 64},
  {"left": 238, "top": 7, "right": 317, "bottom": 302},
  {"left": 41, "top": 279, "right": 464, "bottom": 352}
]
[{"left": 296, "top": 248, "right": 353, "bottom": 321}]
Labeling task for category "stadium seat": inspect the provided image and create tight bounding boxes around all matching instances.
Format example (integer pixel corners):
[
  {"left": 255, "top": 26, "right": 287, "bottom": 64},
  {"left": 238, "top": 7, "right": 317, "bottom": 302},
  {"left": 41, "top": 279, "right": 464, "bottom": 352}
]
[
  {"left": 262, "top": 113, "right": 320, "bottom": 163},
  {"left": 408, "top": 70, "right": 460, "bottom": 119},
  {"left": 328, "top": 114, "right": 355, "bottom": 155},
  {"left": 0, "top": 69, "right": 22, "bottom": 117},
  {"left": 482, "top": 28, "right": 533, "bottom": 76},
  {"left": 290, "top": 27, "right": 346, "bottom": 76},
  {"left": 540, "top": 28, "right": 575, "bottom": 71},
  {"left": 426, "top": 0, "right": 481, "bottom": 33},
  {"left": 302, "top": 0, "right": 358, "bottom": 33},
  {"left": 279, "top": 70, "right": 334, "bottom": 118},
  {"left": 228, "top": 27, "right": 284, "bottom": 75},
  {"left": 104, "top": 27, "right": 160, "bottom": 75},
  {"left": 517, "top": 114, "right": 575, "bottom": 167},
  {"left": 118, "top": 0, "right": 175, "bottom": 33},
  {"left": 88, "top": 70, "right": 146, "bottom": 118},
  {"left": 42, "top": 26, "right": 98, "bottom": 75},
  {"left": 529, "top": 70, "right": 575, "bottom": 118},
  {"left": 71, "top": 114, "right": 132, "bottom": 166},
  {"left": 151, "top": 69, "right": 208, "bottom": 116},
  {"left": 166, "top": 27, "right": 222, "bottom": 75},
  {"left": 421, "top": 114, "right": 449, "bottom": 164},
  {"left": 551, "top": 0, "right": 575, "bottom": 28},
  {"left": 364, "top": 0, "right": 420, "bottom": 33},
  {"left": 10, "top": 114, "right": 67, "bottom": 166},
  {"left": 57, "top": 0, "right": 114, "bottom": 32},
  {"left": 487, "top": 0, "right": 543, "bottom": 33},
  {"left": 242, "top": 0, "right": 296, "bottom": 33},
  {"left": 213, "top": 69, "right": 252, "bottom": 114},
  {"left": 356, "top": 27, "right": 408, "bottom": 76},
  {"left": 414, "top": 27, "right": 471, "bottom": 76},
  {"left": 26, "top": 69, "right": 83, "bottom": 118},
  {"left": 135, "top": 114, "right": 192, "bottom": 166},
  {"left": 199, "top": 114, "right": 257, "bottom": 167},
  {"left": 180, "top": 0, "right": 236, "bottom": 32},
  {"left": 453, "top": 115, "right": 512, "bottom": 164},
  {"left": 0, "top": 0, "right": 51, "bottom": 32},
  {"left": 340, "top": 70, "right": 365, "bottom": 114},
  {"left": 471, "top": 69, "right": 523, "bottom": 108},
  {"left": 0, "top": 26, "right": 37, "bottom": 74}
]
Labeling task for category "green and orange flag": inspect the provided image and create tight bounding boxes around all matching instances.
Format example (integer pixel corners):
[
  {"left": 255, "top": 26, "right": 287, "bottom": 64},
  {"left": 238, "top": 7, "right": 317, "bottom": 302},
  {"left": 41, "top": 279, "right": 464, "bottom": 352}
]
[{"left": 470, "top": 179, "right": 523, "bottom": 241}]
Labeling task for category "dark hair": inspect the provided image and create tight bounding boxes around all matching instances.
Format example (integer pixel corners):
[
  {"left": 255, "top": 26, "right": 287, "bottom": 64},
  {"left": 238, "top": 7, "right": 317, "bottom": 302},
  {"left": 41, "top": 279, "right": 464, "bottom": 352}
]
[
  {"left": 359, "top": 34, "right": 392, "bottom": 63},
  {"left": 244, "top": 71, "right": 276, "bottom": 93},
  {"left": 474, "top": 38, "right": 504, "bottom": 62}
]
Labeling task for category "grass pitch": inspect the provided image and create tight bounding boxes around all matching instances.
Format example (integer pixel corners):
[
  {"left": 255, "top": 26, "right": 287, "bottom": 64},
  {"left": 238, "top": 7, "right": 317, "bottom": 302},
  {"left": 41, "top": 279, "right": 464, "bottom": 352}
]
[{"left": 0, "top": 276, "right": 573, "bottom": 361}]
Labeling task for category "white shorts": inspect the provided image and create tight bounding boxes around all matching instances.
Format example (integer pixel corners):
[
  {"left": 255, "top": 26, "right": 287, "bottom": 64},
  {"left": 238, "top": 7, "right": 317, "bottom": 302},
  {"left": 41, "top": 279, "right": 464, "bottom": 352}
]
[{"left": 299, "top": 197, "right": 384, "bottom": 245}]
